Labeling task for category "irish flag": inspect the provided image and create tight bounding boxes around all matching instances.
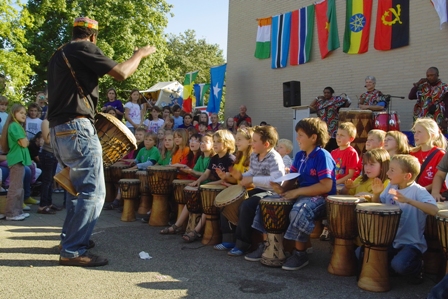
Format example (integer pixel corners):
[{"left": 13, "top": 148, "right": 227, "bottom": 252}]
[
  {"left": 315, "top": 0, "right": 340, "bottom": 59},
  {"left": 290, "top": 5, "right": 315, "bottom": 65},
  {"left": 182, "top": 71, "right": 198, "bottom": 113},
  {"left": 343, "top": 0, "right": 373, "bottom": 54},
  {"left": 254, "top": 17, "right": 271, "bottom": 59}
]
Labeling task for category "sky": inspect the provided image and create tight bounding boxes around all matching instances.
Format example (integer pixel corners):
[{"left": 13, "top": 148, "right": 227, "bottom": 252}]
[{"left": 164, "top": 0, "right": 229, "bottom": 58}]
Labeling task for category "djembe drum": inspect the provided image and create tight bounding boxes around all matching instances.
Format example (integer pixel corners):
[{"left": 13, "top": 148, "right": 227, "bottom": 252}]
[
  {"left": 338, "top": 109, "right": 373, "bottom": 155},
  {"left": 424, "top": 202, "right": 448, "bottom": 275},
  {"left": 104, "top": 166, "right": 115, "bottom": 202},
  {"left": 172, "top": 179, "right": 194, "bottom": 226},
  {"left": 184, "top": 186, "right": 202, "bottom": 233},
  {"left": 326, "top": 195, "right": 361, "bottom": 276},
  {"left": 200, "top": 184, "right": 226, "bottom": 245},
  {"left": 54, "top": 112, "right": 137, "bottom": 196},
  {"left": 436, "top": 209, "right": 448, "bottom": 275},
  {"left": 122, "top": 168, "right": 137, "bottom": 179},
  {"left": 214, "top": 185, "right": 248, "bottom": 225},
  {"left": 136, "top": 170, "right": 151, "bottom": 215},
  {"left": 259, "top": 197, "right": 294, "bottom": 267},
  {"left": 356, "top": 203, "right": 401, "bottom": 292},
  {"left": 147, "top": 166, "right": 178, "bottom": 226},
  {"left": 118, "top": 179, "right": 140, "bottom": 222}
]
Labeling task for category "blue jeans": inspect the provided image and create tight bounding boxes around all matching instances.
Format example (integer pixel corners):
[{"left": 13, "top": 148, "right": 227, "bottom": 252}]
[
  {"left": 50, "top": 118, "right": 105, "bottom": 258},
  {"left": 428, "top": 274, "right": 448, "bottom": 299},
  {"left": 39, "top": 149, "right": 58, "bottom": 207},
  {"left": 389, "top": 245, "right": 422, "bottom": 276}
]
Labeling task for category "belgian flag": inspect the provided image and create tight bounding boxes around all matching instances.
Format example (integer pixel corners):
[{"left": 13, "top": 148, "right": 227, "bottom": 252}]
[{"left": 374, "top": 0, "right": 409, "bottom": 51}]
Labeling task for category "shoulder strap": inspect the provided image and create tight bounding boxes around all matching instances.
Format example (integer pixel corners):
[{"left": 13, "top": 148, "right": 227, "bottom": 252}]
[{"left": 416, "top": 148, "right": 441, "bottom": 182}]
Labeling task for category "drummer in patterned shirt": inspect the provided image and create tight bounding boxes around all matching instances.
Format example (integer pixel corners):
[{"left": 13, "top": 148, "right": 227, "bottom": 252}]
[
  {"left": 310, "top": 86, "right": 351, "bottom": 152},
  {"left": 409, "top": 67, "right": 448, "bottom": 133},
  {"left": 358, "top": 76, "right": 387, "bottom": 111}
]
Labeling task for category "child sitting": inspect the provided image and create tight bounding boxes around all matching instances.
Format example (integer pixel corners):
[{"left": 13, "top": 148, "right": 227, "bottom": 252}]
[
  {"left": 129, "top": 132, "right": 160, "bottom": 170},
  {"left": 366, "top": 129, "right": 386, "bottom": 151},
  {"left": 276, "top": 138, "right": 293, "bottom": 172},
  {"left": 249, "top": 118, "right": 335, "bottom": 270},
  {"left": 371, "top": 155, "right": 438, "bottom": 283},
  {"left": 147, "top": 106, "right": 164, "bottom": 134},
  {"left": 25, "top": 103, "right": 43, "bottom": 140},
  {"left": 331, "top": 122, "right": 359, "bottom": 185}
]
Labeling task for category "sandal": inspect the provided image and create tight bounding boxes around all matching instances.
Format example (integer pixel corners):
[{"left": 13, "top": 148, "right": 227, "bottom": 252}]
[
  {"left": 37, "top": 206, "right": 56, "bottom": 215},
  {"left": 182, "top": 230, "right": 201, "bottom": 243},
  {"left": 160, "top": 224, "right": 182, "bottom": 235},
  {"left": 49, "top": 204, "right": 63, "bottom": 211}
]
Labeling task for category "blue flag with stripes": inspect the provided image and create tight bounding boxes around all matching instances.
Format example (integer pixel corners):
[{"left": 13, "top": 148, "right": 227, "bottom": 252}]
[{"left": 271, "top": 12, "right": 292, "bottom": 69}]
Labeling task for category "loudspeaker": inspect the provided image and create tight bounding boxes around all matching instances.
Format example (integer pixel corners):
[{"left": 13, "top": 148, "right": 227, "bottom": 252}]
[{"left": 283, "top": 81, "right": 301, "bottom": 107}]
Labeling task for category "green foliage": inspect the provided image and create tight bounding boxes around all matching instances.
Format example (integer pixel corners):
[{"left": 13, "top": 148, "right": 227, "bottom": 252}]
[{"left": 0, "top": 0, "right": 37, "bottom": 102}]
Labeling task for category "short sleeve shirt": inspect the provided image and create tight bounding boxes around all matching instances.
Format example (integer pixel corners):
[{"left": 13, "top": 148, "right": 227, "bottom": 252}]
[
  {"left": 331, "top": 146, "right": 359, "bottom": 180},
  {"left": 207, "top": 152, "right": 236, "bottom": 182},
  {"left": 7, "top": 122, "right": 32, "bottom": 167},
  {"left": 103, "top": 100, "right": 124, "bottom": 120}
]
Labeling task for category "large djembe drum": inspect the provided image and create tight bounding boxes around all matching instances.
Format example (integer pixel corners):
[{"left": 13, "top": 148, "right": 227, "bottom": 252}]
[
  {"left": 338, "top": 109, "right": 373, "bottom": 155},
  {"left": 326, "top": 195, "right": 361, "bottom": 276},
  {"left": 259, "top": 197, "right": 294, "bottom": 267},
  {"left": 104, "top": 166, "right": 115, "bottom": 202},
  {"left": 54, "top": 112, "right": 137, "bottom": 196},
  {"left": 424, "top": 202, "right": 448, "bottom": 275},
  {"left": 136, "top": 170, "right": 152, "bottom": 215},
  {"left": 200, "top": 184, "right": 226, "bottom": 245},
  {"left": 118, "top": 179, "right": 140, "bottom": 222},
  {"left": 356, "top": 203, "right": 401, "bottom": 292},
  {"left": 172, "top": 179, "right": 194, "bottom": 227},
  {"left": 147, "top": 166, "right": 178, "bottom": 226},
  {"left": 214, "top": 185, "right": 248, "bottom": 226},
  {"left": 184, "top": 186, "right": 202, "bottom": 233},
  {"left": 121, "top": 168, "right": 137, "bottom": 179},
  {"left": 436, "top": 209, "right": 448, "bottom": 275}
]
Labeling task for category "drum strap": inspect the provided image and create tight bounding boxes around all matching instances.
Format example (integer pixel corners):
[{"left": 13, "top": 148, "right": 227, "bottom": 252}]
[{"left": 416, "top": 148, "right": 441, "bottom": 182}]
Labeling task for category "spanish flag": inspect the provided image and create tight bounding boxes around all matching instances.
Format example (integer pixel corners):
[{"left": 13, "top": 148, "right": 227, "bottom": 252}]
[
  {"left": 315, "top": 0, "right": 340, "bottom": 59},
  {"left": 343, "top": 0, "right": 372, "bottom": 54},
  {"left": 374, "top": 0, "right": 409, "bottom": 51}
]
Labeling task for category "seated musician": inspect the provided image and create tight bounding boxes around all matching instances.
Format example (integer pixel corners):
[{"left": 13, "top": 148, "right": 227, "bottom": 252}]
[
  {"left": 248, "top": 118, "right": 336, "bottom": 270},
  {"left": 358, "top": 76, "right": 387, "bottom": 111},
  {"left": 371, "top": 155, "right": 438, "bottom": 284}
]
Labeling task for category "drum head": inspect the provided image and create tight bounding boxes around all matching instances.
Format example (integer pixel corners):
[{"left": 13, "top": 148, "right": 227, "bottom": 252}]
[
  {"left": 184, "top": 186, "right": 199, "bottom": 192},
  {"left": 122, "top": 169, "right": 136, "bottom": 173},
  {"left": 215, "top": 185, "right": 245, "bottom": 207},
  {"left": 437, "top": 202, "right": 448, "bottom": 210},
  {"left": 148, "top": 166, "right": 177, "bottom": 172},
  {"left": 136, "top": 170, "right": 147, "bottom": 176},
  {"left": 327, "top": 195, "right": 362, "bottom": 204},
  {"left": 436, "top": 209, "right": 448, "bottom": 221},
  {"left": 173, "top": 179, "right": 195, "bottom": 186},
  {"left": 118, "top": 179, "right": 140, "bottom": 185},
  {"left": 111, "top": 163, "right": 129, "bottom": 169},
  {"left": 356, "top": 202, "right": 401, "bottom": 213},
  {"left": 200, "top": 184, "right": 227, "bottom": 191},
  {"left": 260, "top": 196, "right": 293, "bottom": 205}
]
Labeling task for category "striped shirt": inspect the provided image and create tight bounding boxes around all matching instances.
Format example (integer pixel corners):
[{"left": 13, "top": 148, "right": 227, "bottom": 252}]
[{"left": 242, "top": 149, "right": 285, "bottom": 190}]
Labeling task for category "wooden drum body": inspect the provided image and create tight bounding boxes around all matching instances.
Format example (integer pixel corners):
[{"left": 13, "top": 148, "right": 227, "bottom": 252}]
[
  {"left": 338, "top": 109, "right": 373, "bottom": 155},
  {"left": 326, "top": 195, "right": 360, "bottom": 276},
  {"left": 185, "top": 186, "right": 202, "bottom": 214},
  {"left": 172, "top": 179, "right": 194, "bottom": 226},
  {"left": 136, "top": 170, "right": 151, "bottom": 215},
  {"left": 199, "top": 184, "right": 226, "bottom": 245},
  {"left": 118, "top": 179, "right": 140, "bottom": 222},
  {"left": 259, "top": 197, "right": 294, "bottom": 267},
  {"left": 214, "top": 185, "right": 248, "bottom": 226},
  {"left": 104, "top": 166, "right": 115, "bottom": 202},
  {"left": 121, "top": 168, "right": 137, "bottom": 179},
  {"left": 436, "top": 209, "right": 448, "bottom": 275},
  {"left": 147, "top": 166, "right": 177, "bottom": 227},
  {"left": 424, "top": 202, "right": 448, "bottom": 275},
  {"left": 356, "top": 203, "right": 401, "bottom": 292}
]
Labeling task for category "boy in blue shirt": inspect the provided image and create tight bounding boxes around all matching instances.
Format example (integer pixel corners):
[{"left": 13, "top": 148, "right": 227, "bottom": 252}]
[{"left": 247, "top": 118, "right": 336, "bottom": 270}]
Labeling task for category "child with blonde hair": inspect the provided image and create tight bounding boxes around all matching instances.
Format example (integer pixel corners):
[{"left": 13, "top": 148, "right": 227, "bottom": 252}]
[
  {"left": 410, "top": 118, "right": 447, "bottom": 193},
  {"left": 276, "top": 138, "right": 293, "bottom": 171},
  {"left": 384, "top": 131, "right": 411, "bottom": 157},
  {"left": 171, "top": 128, "right": 190, "bottom": 179},
  {"left": 331, "top": 122, "right": 359, "bottom": 185}
]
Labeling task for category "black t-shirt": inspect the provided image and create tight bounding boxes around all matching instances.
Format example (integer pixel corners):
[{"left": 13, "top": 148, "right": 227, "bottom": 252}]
[
  {"left": 47, "top": 41, "right": 117, "bottom": 127},
  {"left": 207, "top": 152, "right": 236, "bottom": 182}
]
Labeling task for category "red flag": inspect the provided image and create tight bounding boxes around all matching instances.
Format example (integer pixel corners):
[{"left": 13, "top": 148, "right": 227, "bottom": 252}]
[
  {"left": 374, "top": 0, "right": 409, "bottom": 51},
  {"left": 315, "top": 0, "right": 340, "bottom": 59}
]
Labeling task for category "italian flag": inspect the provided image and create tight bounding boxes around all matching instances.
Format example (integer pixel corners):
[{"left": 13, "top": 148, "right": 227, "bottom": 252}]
[
  {"left": 343, "top": 0, "right": 373, "bottom": 54},
  {"left": 315, "top": 0, "right": 340, "bottom": 59},
  {"left": 254, "top": 17, "right": 271, "bottom": 59},
  {"left": 182, "top": 71, "right": 198, "bottom": 113}
]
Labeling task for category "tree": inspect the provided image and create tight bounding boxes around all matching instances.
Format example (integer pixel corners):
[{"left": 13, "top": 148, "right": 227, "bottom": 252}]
[
  {"left": 0, "top": 0, "right": 37, "bottom": 102},
  {"left": 166, "top": 30, "right": 226, "bottom": 115},
  {"left": 24, "top": 0, "right": 174, "bottom": 102}
]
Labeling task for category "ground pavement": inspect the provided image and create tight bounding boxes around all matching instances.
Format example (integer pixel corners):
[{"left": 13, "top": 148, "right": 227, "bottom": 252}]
[{"left": 0, "top": 193, "right": 440, "bottom": 299}]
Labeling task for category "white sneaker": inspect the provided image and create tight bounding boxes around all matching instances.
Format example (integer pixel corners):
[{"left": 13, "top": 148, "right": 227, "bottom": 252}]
[
  {"left": 6, "top": 214, "right": 26, "bottom": 221},
  {"left": 20, "top": 213, "right": 30, "bottom": 218},
  {"left": 0, "top": 213, "right": 5, "bottom": 220}
]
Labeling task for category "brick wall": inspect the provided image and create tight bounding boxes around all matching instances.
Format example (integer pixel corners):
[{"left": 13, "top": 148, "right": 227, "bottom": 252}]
[{"left": 226, "top": 0, "right": 448, "bottom": 143}]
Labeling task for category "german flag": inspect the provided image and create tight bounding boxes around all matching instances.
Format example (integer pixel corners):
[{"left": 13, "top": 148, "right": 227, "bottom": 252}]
[{"left": 374, "top": 0, "right": 409, "bottom": 51}]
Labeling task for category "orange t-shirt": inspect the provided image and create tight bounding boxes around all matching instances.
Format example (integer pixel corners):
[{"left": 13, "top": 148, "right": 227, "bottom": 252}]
[{"left": 172, "top": 147, "right": 190, "bottom": 179}]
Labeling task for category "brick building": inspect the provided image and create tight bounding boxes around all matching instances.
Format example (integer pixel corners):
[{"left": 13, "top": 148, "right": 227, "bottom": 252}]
[{"left": 225, "top": 1, "right": 448, "bottom": 143}]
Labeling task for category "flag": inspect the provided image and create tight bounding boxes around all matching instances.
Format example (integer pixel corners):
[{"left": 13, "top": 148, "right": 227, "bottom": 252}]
[
  {"left": 374, "top": 0, "right": 409, "bottom": 51},
  {"left": 271, "top": 12, "right": 291, "bottom": 69},
  {"left": 207, "top": 64, "right": 226, "bottom": 114},
  {"left": 290, "top": 5, "right": 315, "bottom": 65},
  {"left": 315, "top": 0, "right": 340, "bottom": 59},
  {"left": 343, "top": 0, "right": 373, "bottom": 54},
  {"left": 431, "top": 0, "right": 448, "bottom": 29},
  {"left": 255, "top": 17, "right": 272, "bottom": 59},
  {"left": 182, "top": 71, "right": 198, "bottom": 113},
  {"left": 193, "top": 83, "right": 210, "bottom": 106}
]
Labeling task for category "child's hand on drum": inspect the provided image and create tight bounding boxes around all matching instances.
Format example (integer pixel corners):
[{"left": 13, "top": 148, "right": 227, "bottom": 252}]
[
  {"left": 371, "top": 178, "right": 384, "bottom": 195},
  {"left": 344, "top": 179, "right": 358, "bottom": 189},
  {"left": 230, "top": 168, "right": 242, "bottom": 181},
  {"left": 281, "top": 189, "right": 298, "bottom": 201},
  {"left": 215, "top": 168, "right": 227, "bottom": 180},
  {"left": 388, "top": 188, "right": 408, "bottom": 204},
  {"left": 189, "top": 180, "right": 199, "bottom": 187},
  {"left": 269, "top": 181, "right": 284, "bottom": 195}
]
